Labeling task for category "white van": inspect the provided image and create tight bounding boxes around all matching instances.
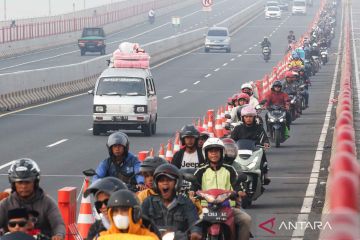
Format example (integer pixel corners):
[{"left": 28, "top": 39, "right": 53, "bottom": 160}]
[
  {"left": 89, "top": 67, "right": 157, "bottom": 136},
  {"left": 292, "top": 0, "right": 307, "bottom": 15}
]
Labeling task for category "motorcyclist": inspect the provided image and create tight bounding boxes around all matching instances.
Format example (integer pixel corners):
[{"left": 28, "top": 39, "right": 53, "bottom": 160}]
[
  {"left": 288, "top": 51, "right": 304, "bottom": 69},
  {"left": 264, "top": 80, "right": 291, "bottom": 138},
  {"left": 196, "top": 126, "right": 210, "bottom": 149},
  {"left": 141, "top": 164, "right": 202, "bottom": 240},
  {"left": 287, "top": 30, "right": 296, "bottom": 44},
  {"left": 261, "top": 36, "right": 271, "bottom": 48},
  {"left": 84, "top": 177, "right": 128, "bottom": 240},
  {"left": 222, "top": 137, "right": 242, "bottom": 174},
  {"left": 98, "top": 189, "right": 159, "bottom": 240},
  {"left": 0, "top": 159, "right": 65, "bottom": 240},
  {"left": 148, "top": 9, "right": 155, "bottom": 23},
  {"left": 171, "top": 125, "right": 205, "bottom": 169},
  {"left": 241, "top": 83, "right": 259, "bottom": 108},
  {"left": 136, "top": 156, "right": 167, "bottom": 203},
  {"left": 93, "top": 131, "right": 145, "bottom": 190},
  {"left": 310, "top": 42, "right": 320, "bottom": 58},
  {"left": 298, "top": 67, "right": 310, "bottom": 108},
  {"left": 231, "top": 106, "right": 271, "bottom": 185},
  {"left": 191, "top": 138, "right": 252, "bottom": 240},
  {"left": 230, "top": 93, "right": 250, "bottom": 123},
  {"left": 6, "top": 208, "right": 30, "bottom": 234}
]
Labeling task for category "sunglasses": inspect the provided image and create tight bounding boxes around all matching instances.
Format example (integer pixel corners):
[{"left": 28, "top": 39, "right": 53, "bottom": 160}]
[
  {"left": 95, "top": 199, "right": 109, "bottom": 211},
  {"left": 8, "top": 220, "right": 27, "bottom": 228}
]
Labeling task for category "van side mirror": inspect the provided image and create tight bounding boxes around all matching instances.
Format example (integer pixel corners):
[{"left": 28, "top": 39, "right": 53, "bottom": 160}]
[
  {"left": 88, "top": 89, "right": 94, "bottom": 95},
  {"left": 106, "top": 59, "right": 110, "bottom": 66}
]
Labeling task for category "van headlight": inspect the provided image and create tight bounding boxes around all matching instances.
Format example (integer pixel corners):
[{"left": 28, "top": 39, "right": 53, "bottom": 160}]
[
  {"left": 93, "top": 105, "right": 106, "bottom": 113},
  {"left": 134, "top": 105, "right": 147, "bottom": 113}
]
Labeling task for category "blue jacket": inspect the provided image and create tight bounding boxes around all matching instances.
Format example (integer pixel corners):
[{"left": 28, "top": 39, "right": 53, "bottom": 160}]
[{"left": 93, "top": 152, "right": 144, "bottom": 184}]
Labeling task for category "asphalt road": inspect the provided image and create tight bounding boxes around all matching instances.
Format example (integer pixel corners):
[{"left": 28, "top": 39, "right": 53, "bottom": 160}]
[
  {"left": 0, "top": 0, "right": 343, "bottom": 239},
  {"left": 0, "top": 0, "right": 256, "bottom": 73}
]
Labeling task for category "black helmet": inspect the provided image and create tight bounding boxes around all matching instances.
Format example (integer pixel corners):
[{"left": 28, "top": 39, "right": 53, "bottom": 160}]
[
  {"left": 272, "top": 80, "right": 283, "bottom": 90},
  {"left": 180, "top": 125, "right": 199, "bottom": 145},
  {"left": 153, "top": 164, "right": 182, "bottom": 192},
  {"left": 140, "top": 156, "right": 167, "bottom": 173},
  {"left": 83, "top": 177, "right": 128, "bottom": 198},
  {"left": 106, "top": 131, "right": 129, "bottom": 157},
  {"left": 8, "top": 158, "right": 40, "bottom": 183},
  {"left": 107, "top": 189, "right": 142, "bottom": 223}
]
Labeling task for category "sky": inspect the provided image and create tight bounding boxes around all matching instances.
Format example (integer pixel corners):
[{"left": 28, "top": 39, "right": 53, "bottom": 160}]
[{"left": 0, "top": 0, "right": 124, "bottom": 21}]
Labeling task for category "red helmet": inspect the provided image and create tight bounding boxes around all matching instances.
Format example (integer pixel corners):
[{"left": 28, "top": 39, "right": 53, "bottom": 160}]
[{"left": 237, "top": 93, "right": 250, "bottom": 103}]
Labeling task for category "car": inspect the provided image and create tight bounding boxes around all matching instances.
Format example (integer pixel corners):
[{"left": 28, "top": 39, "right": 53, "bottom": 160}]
[
  {"left": 278, "top": 0, "right": 289, "bottom": 11},
  {"left": 265, "top": 1, "right": 280, "bottom": 9},
  {"left": 292, "top": 0, "right": 307, "bottom": 15},
  {"left": 265, "top": 6, "right": 282, "bottom": 19},
  {"left": 204, "top": 27, "right": 231, "bottom": 53},
  {"left": 78, "top": 27, "right": 106, "bottom": 56}
]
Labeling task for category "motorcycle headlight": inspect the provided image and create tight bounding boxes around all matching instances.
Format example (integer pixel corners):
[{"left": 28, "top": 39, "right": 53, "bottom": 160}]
[
  {"left": 269, "top": 118, "right": 275, "bottom": 122},
  {"left": 93, "top": 105, "right": 106, "bottom": 113},
  {"left": 279, "top": 118, "right": 284, "bottom": 122}
]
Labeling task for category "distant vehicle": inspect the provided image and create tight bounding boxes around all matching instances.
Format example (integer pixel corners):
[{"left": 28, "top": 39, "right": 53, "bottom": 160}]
[
  {"left": 204, "top": 27, "right": 231, "bottom": 53},
  {"left": 265, "top": 1, "right": 280, "bottom": 9},
  {"left": 292, "top": 0, "right": 307, "bottom": 15},
  {"left": 265, "top": 6, "right": 282, "bottom": 19},
  {"left": 78, "top": 27, "right": 106, "bottom": 56},
  {"left": 278, "top": 0, "right": 289, "bottom": 11}
]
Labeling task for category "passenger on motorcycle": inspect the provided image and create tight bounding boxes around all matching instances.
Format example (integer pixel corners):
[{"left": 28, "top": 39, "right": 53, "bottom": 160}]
[
  {"left": 84, "top": 177, "right": 128, "bottom": 240},
  {"left": 98, "top": 189, "right": 159, "bottom": 240},
  {"left": 137, "top": 156, "right": 167, "bottom": 203},
  {"left": 287, "top": 30, "right": 296, "bottom": 44},
  {"left": 197, "top": 127, "right": 210, "bottom": 149},
  {"left": 231, "top": 106, "right": 271, "bottom": 185},
  {"left": 261, "top": 36, "right": 271, "bottom": 50},
  {"left": 230, "top": 93, "right": 250, "bottom": 123},
  {"left": 191, "top": 138, "right": 252, "bottom": 240},
  {"left": 264, "top": 81, "right": 291, "bottom": 136},
  {"left": 6, "top": 208, "right": 31, "bottom": 234},
  {"left": 94, "top": 132, "right": 145, "bottom": 190},
  {"left": 310, "top": 43, "right": 320, "bottom": 58},
  {"left": 241, "top": 83, "right": 259, "bottom": 108},
  {"left": 172, "top": 125, "right": 205, "bottom": 169},
  {"left": 298, "top": 68, "right": 310, "bottom": 108},
  {"left": 142, "top": 164, "right": 202, "bottom": 240},
  {"left": 0, "top": 159, "right": 65, "bottom": 240}
]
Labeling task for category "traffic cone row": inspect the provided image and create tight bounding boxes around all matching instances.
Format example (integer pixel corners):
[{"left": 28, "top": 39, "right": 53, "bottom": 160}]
[
  {"left": 149, "top": 148, "right": 154, "bottom": 157},
  {"left": 159, "top": 144, "right": 165, "bottom": 159},
  {"left": 215, "top": 109, "right": 224, "bottom": 138},
  {"left": 77, "top": 177, "right": 94, "bottom": 239},
  {"left": 173, "top": 131, "right": 181, "bottom": 154},
  {"left": 166, "top": 139, "right": 173, "bottom": 162},
  {"left": 203, "top": 115, "right": 208, "bottom": 130},
  {"left": 207, "top": 109, "right": 215, "bottom": 137}
]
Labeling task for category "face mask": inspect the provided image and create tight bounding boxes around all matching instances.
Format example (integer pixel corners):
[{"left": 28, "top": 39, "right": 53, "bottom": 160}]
[
  {"left": 113, "top": 214, "right": 129, "bottom": 230},
  {"left": 100, "top": 213, "right": 111, "bottom": 230}
]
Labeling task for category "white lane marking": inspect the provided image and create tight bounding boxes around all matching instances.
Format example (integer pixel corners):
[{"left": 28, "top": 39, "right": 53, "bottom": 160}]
[
  {"left": 351, "top": 8, "right": 360, "bottom": 114},
  {"left": 249, "top": 47, "right": 253, "bottom": 50},
  {"left": 46, "top": 139, "right": 68, "bottom": 148},
  {"left": 0, "top": 93, "right": 87, "bottom": 119},
  {"left": 179, "top": 89, "right": 188, "bottom": 93},
  {"left": 230, "top": 58, "right": 235, "bottom": 61},
  {"left": 205, "top": 74, "right": 212, "bottom": 78},
  {"left": 88, "top": 128, "right": 93, "bottom": 131},
  {"left": 291, "top": 5, "right": 343, "bottom": 239},
  {"left": 223, "top": 63, "right": 228, "bottom": 66},
  {"left": 163, "top": 96, "right": 173, "bottom": 99},
  {"left": 244, "top": 50, "right": 248, "bottom": 53},
  {"left": 254, "top": 44, "right": 258, "bottom": 47},
  {"left": 193, "top": 81, "right": 201, "bottom": 85},
  {"left": 214, "top": 68, "right": 220, "bottom": 72},
  {"left": 0, "top": 161, "right": 15, "bottom": 170},
  {"left": 238, "top": 54, "right": 242, "bottom": 57}
]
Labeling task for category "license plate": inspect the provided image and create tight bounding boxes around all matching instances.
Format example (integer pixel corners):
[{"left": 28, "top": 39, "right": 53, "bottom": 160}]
[
  {"left": 203, "top": 211, "right": 227, "bottom": 222},
  {"left": 113, "top": 116, "right": 128, "bottom": 121}
]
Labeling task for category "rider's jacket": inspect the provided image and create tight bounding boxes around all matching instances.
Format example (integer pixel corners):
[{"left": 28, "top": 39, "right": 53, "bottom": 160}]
[
  {"left": 94, "top": 152, "right": 144, "bottom": 185},
  {"left": 231, "top": 122, "right": 269, "bottom": 145},
  {"left": 264, "top": 91, "right": 290, "bottom": 109}
]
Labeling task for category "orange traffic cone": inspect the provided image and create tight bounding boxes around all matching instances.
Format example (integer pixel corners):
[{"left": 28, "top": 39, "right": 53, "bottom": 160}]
[
  {"left": 207, "top": 109, "right": 215, "bottom": 137},
  {"left": 203, "top": 115, "right": 208, "bottom": 130},
  {"left": 159, "top": 144, "right": 165, "bottom": 159},
  {"left": 173, "top": 132, "right": 181, "bottom": 154},
  {"left": 197, "top": 118, "right": 202, "bottom": 128},
  {"left": 138, "top": 151, "right": 149, "bottom": 161},
  {"left": 166, "top": 139, "right": 173, "bottom": 162},
  {"left": 215, "top": 109, "right": 224, "bottom": 138},
  {"left": 149, "top": 148, "right": 155, "bottom": 157},
  {"left": 77, "top": 177, "right": 95, "bottom": 239}
]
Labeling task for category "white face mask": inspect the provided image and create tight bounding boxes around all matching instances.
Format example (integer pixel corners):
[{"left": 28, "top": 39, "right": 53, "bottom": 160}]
[
  {"left": 100, "top": 213, "right": 111, "bottom": 230},
  {"left": 113, "top": 214, "right": 129, "bottom": 230}
]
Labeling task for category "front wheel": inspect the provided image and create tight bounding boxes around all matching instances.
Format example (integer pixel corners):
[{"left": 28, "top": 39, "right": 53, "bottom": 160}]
[
  {"left": 142, "top": 123, "right": 152, "bottom": 136},
  {"left": 241, "top": 196, "right": 252, "bottom": 209},
  {"left": 93, "top": 124, "right": 102, "bottom": 135},
  {"left": 80, "top": 49, "right": 85, "bottom": 56},
  {"left": 151, "top": 121, "right": 157, "bottom": 135},
  {"left": 274, "top": 128, "right": 281, "bottom": 147}
]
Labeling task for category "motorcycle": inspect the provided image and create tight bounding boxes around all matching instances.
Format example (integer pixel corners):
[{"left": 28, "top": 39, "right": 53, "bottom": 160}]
[
  {"left": 262, "top": 46, "right": 271, "bottom": 62},
  {"left": 265, "top": 105, "right": 288, "bottom": 147},
  {"left": 311, "top": 55, "right": 321, "bottom": 74},
  {"left": 148, "top": 15, "right": 155, "bottom": 24},
  {"left": 320, "top": 47, "right": 328, "bottom": 65},
  {"left": 234, "top": 139, "right": 266, "bottom": 208},
  {"left": 288, "top": 94, "right": 301, "bottom": 120}
]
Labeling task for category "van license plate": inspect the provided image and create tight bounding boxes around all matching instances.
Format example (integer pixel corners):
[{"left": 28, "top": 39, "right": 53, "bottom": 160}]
[{"left": 113, "top": 116, "right": 128, "bottom": 121}]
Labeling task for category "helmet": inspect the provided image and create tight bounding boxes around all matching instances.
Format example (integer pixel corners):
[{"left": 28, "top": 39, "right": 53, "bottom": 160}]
[
  {"left": 180, "top": 125, "right": 199, "bottom": 145},
  {"left": 83, "top": 177, "right": 128, "bottom": 198},
  {"left": 202, "top": 137, "right": 225, "bottom": 160},
  {"left": 222, "top": 138, "right": 238, "bottom": 165},
  {"left": 272, "top": 80, "right": 282, "bottom": 90},
  {"left": 140, "top": 156, "right": 167, "bottom": 173},
  {"left": 237, "top": 93, "right": 250, "bottom": 103},
  {"left": 107, "top": 131, "right": 129, "bottom": 157},
  {"left": 197, "top": 126, "right": 210, "bottom": 139},
  {"left": 153, "top": 164, "right": 182, "bottom": 192},
  {"left": 264, "top": 36, "right": 268, "bottom": 40},
  {"left": 231, "top": 93, "right": 239, "bottom": 103},
  {"left": 8, "top": 158, "right": 40, "bottom": 183},
  {"left": 312, "top": 42, "right": 318, "bottom": 47},
  {"left": 107, "top": 189, "right": 142, "bottom": 223},
  {"left": 241, "top": 83, "right": 253, "bottom": 91},
  {"left": 241, "top": 105, "right": 257, "bottom": 117},
  {"left": 285, "top": 70, "right": 295, "bottom": 79},
  {"left": 291, "top": 51, "right": 299, "bottom": 59}
]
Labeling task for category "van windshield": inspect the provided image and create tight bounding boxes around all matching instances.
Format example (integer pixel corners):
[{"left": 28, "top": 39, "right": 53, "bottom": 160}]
[
  {"left": 207, "top": 29, "right": 228, "bottom": 37},
  {"left": 293, "top": 1, "right": 305, "bottom": 6},
  {"left": 96, "top": 77, "right": 146, "bottom": 96}
]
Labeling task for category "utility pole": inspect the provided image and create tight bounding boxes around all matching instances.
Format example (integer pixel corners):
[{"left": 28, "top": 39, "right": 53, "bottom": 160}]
[
  {"left": 48, "top": 0, "right": 51, "bottom": 16},
  {"left": 4, "top": 0, "right": 7, "bottom": 21}
]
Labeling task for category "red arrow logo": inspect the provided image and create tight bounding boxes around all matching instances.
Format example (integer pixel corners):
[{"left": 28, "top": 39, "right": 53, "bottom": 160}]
[{"left": 258, "top": 217, "right": 276, "bottom": 235}]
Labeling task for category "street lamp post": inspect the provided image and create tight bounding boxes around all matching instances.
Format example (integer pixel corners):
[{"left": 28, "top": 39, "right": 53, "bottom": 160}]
[
  {"left": 3, "top": 0, "right": 7, "bottom": 21},
  {"left": 48, "top": 0, "right": 51, "bottom": 16}
]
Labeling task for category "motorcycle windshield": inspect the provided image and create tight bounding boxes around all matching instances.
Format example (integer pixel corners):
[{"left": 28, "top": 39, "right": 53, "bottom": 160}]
[{"left": 236, "top": 139, "right": 256, "bottom": 151}]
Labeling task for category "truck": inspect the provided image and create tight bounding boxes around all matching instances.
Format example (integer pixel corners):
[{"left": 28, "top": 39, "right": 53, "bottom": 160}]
[{"left": 78, "top": 27, "right": 106, "bottom": 56}]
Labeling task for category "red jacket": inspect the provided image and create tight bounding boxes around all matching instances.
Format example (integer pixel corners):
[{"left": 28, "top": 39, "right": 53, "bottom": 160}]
[{"left": 264, "top": 91, "right": 289, "bottom": 109}]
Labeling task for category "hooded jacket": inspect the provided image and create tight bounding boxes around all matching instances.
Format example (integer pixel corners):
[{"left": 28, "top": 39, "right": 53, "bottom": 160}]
[
  {"left": 0, "top": 188, "right": 65, "bottom": 238},
  {"left": 264, "top": 90, "right": 290, "bottom": 109},
  {"left": 98, "top": 208, "right": 158, "bottom": 240}
]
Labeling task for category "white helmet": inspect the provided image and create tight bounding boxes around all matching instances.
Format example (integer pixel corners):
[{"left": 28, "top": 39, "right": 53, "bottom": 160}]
[
  {"left": 202, "top": 137, "right": 225, "bottom": 159},
  {"left": 241, "top": 83, "right": 253, "bottom": 90}
]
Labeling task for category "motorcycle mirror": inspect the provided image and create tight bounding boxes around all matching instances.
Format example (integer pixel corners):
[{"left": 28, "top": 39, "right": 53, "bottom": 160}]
[
  {"left": 83, "top": 168, "right": 97, "bottom": 177},
  {"left": 225, "top": 114, "right": 231, "bottom": 119},
  {"left": 224, "top": 123, "right": 231, "bottom": 131}
]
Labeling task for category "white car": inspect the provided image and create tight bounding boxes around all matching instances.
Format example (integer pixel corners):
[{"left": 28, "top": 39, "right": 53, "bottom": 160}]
[{"left": 265, "top": 6, "right": 282, "bottom": 19}]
